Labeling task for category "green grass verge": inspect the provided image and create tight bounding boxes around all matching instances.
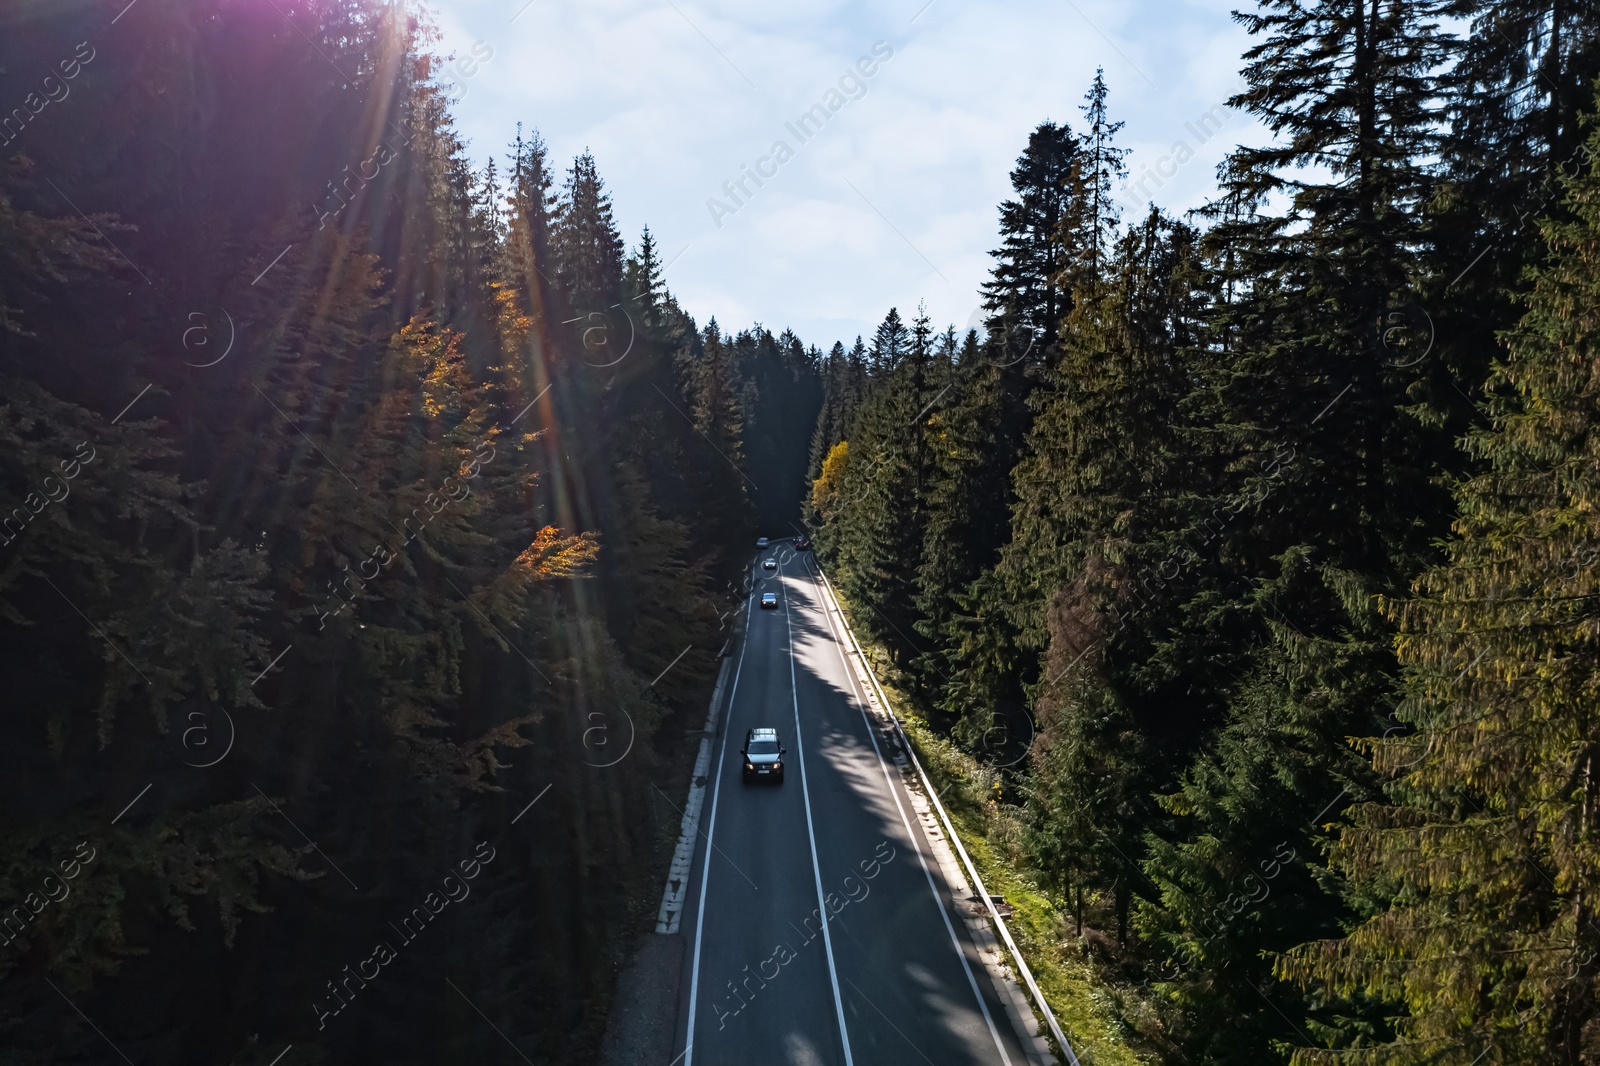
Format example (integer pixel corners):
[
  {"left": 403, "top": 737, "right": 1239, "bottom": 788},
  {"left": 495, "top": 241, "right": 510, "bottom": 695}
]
[{"left": 844, "top": 637, "right": 1165, "bottom": 1066}]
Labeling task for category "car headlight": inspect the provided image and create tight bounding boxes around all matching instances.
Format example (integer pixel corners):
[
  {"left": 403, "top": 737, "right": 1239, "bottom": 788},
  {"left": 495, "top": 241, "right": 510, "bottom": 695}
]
[{"left": 745, "top": 761, "right": 754, "bottom": 770}]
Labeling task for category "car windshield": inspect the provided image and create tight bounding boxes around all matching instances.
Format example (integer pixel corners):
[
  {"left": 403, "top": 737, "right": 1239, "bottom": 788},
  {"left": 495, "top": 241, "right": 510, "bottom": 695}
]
[{"left": 748, "top": 740, "right": 780, "bottom": 755}]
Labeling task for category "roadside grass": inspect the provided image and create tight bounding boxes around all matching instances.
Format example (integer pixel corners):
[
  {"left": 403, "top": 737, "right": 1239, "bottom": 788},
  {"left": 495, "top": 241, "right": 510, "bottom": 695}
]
[{"left": 844, "top": 636, "right": 1166, "bottom": 1066}]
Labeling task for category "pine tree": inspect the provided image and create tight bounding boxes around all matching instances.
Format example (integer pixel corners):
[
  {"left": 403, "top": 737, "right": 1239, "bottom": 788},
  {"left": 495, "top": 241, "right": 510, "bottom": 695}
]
[
  {"left": 925, "top": 90, "right": 1132, "bottom": 733},
  {"left": 1421, "top": 0, "right": 1600, "bottom": 460},
  {"left": 1279, "top": 101, "right": 1600, "bottom": 1066},
  {"left": 690, "top": 318, "right": 747, "bottom": 473},
  {"left": 503, "top": 122, "right": 559, "bottom": 337},
  {"left": 1005, "top": 211, "right": 1204, "bottom": 948},
  {"left": 551, "top": 150, "right": 624, "bottom": 314},
  {"left": 981, "top": 120, "right": 1079, "bottom": 371},
  {"left": 474, "top": 156, "right": 506, "bottom": 283},
  {"left": 0, "top": 5, "right": 794, "bottom": 1059},
  {"left": 842, "top": 335, "right": 869, "bottom": 436},
  {"left": 1130, "top": 1, "right": 1461, "bottom": 1056},
  {"left": 996, "top": 74, "right": 1140, "bottom": 658},
  {"left": 806, "top": 341, "right": 851, "bottom": 486},
  {"left": 829, "top": 308, "right": 939, "bottom": 661},
  {"left": 624, "top": 225, "right": 666, "bottom": 329},
  {"left": 1060, "top": 68, "right": 1128, "bottom": 291},
  {"left": 869, "top": 306, "right": 910, "bottom": 374}
]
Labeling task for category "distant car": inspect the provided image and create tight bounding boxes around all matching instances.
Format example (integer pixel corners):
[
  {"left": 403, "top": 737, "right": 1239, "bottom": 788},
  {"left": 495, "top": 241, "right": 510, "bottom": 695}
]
[
  {"left": 762, "top": 558, "right": 777, "bottom": 571},
  {"left": 760, "top": 592, "right": 777, "bottom": 609},
  {"left": 794, "top": 535, "right": 810, "bottom": 551},
  {"left": 742, "top": 727, "right": 786, "bottom": 783},
  {"left": 755, "top": 537, "right": 769, "bottom": 549}
]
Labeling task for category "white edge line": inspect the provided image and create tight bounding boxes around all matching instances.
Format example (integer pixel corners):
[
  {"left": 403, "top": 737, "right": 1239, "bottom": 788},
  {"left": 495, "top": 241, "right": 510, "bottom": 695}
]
[
  {"left": 683, "top": 588, "right": 754, "bottom": 1066},
  {"left": 812, "top": 560, "right": 1082, "bottom": 1066},
  {"left": 781, "top": 569, "right": 856, "bottom": 1066},
  {"left": 803, "top": 560, "right": 1014, "bottom": 1066},
  {"left": 656, "top": 653, "right": 735, "bottom": 932},
  {"left": 265, "top": 1044, "right": 292, "bottom": 1066}
]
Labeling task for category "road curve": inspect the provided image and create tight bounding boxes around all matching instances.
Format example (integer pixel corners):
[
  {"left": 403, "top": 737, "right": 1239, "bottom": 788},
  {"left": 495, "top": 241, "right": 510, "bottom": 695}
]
[{"left": 673, "top": 547, "right": 1036, "bottom": 1066}]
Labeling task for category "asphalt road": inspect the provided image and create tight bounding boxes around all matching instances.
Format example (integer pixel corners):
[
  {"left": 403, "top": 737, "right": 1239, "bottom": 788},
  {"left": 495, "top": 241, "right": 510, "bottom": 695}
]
[{"left": 673, "top": 546, "right": 1036, "bottom": 1066}]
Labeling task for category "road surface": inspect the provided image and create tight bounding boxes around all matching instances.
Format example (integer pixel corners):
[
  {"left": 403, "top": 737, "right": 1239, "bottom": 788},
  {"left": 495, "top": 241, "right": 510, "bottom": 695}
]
[{"left": 673, "top": 546, "right": 1037, "bottom": 1066}]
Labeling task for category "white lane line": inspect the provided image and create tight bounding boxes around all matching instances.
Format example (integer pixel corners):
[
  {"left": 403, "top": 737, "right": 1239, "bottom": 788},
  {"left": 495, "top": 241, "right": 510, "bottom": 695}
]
[
  {"left": 782, "top": 570, "right": 856, "bottom": 1066},
  {"left": 802, "top": 558, "right": 1016, "bottom": 1066},
  {"left": 683, "top": 589, "right": 754, "bottom": 1066}
]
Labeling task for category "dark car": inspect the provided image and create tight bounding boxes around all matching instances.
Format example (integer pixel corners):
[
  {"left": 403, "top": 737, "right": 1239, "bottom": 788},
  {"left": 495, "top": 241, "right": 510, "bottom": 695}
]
[
  {"left": 795, "top": 535, "right": 810, "bottom": 551},
  {"left": 742, "top": 727, "right": 786, "bottom": 783},
  {"left": 760, "top": 592, "right": 777, "bottom": 609}
]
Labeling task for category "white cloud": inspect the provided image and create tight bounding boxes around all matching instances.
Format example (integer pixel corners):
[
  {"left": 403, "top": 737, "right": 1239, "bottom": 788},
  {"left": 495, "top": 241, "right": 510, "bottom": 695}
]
[{"left": 425, "top": 0, "right": 1265, "bottom": 348}]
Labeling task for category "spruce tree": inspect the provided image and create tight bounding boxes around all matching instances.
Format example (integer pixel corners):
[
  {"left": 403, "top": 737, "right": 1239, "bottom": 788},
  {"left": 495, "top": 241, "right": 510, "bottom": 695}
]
[
  {"left": 912, "top": 109, "right": 1106, "bottom": 725},
  {"left": 1280, "top": 100, "right": 1600, "bottom": 1066},
  {"left": 806, "top": 341, "right": 851, "bottom": 485},
  {"left": 999, "top": 73, "right": 1137, "bottom": 656},
  {"left": 832, "top": 307, "right": 937, "bottom": 662},
  {"left": 1133, "top": 0, "right": 1461, "bottom": 1057},
  {"left": 623, "top": 225, "right": 666, "bottom": 329},
  {"left": 551, "top": 150, "right": 625, "bottom": 314},
  {"left": 981, "top": 120, "right": 1079, "bottom": 372},
  {"left": 1010, "top": 210, "right": 1203, "bottom": 948}
]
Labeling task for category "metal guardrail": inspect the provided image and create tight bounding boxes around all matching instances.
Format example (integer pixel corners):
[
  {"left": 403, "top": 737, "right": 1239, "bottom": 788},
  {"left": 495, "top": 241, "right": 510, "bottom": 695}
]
[{"left": 810, "top": 561, "right": 1084, "bottom": 1066}]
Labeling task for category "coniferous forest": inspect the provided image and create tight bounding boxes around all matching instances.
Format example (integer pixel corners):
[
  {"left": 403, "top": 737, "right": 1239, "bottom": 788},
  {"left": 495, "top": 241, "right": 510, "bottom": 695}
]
[
  {"left": 0, "top": 0, "right": 818, "bottom": 1061},
  {"left": 807, "top": 5, "right": 1600, "bottom": 1065},
  {"left": 5, "top": 0, "right": 1600, "bottom": 1064}
]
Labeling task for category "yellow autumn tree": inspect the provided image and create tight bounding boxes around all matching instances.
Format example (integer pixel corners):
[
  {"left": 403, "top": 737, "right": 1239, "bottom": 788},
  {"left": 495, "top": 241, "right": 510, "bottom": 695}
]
[{"left": 810, "top": 439, "right": 849, "bottom": 522}]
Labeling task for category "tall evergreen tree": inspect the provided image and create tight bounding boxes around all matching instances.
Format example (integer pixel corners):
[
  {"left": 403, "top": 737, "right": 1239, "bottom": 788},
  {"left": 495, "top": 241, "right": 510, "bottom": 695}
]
[
  {"left": 1060, "top": 68, "right": 1129, "bottom": 291},
  {"left": 806, "top": 340, "right": 851, "bottom": 485},
  {"left": 624, "top": 225, "right": 666, "bottom": 329},
  {"left": 1132, "top": 0, "right": 1461, "bottom": 1057},
  {"left": 550, "top": 150, "right": 623, "bottom": 314},
  {"left": 830, "top": 308, "right": 937, "bottom": 662},
  {"left": 1009, "top": 210, "right": 1205, "bottom": 946},
  {"left": 981, "top": 120, "right": 1079, "bottom": 372},
  {"left": 1281, "top": 99, "right": 1600, "bottom": 1066}
]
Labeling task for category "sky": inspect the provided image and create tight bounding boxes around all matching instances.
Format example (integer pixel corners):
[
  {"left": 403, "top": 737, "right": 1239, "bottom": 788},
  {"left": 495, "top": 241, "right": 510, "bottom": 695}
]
[{"left": 424, "top": 0, "right": 1271, "bottom": 351}]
